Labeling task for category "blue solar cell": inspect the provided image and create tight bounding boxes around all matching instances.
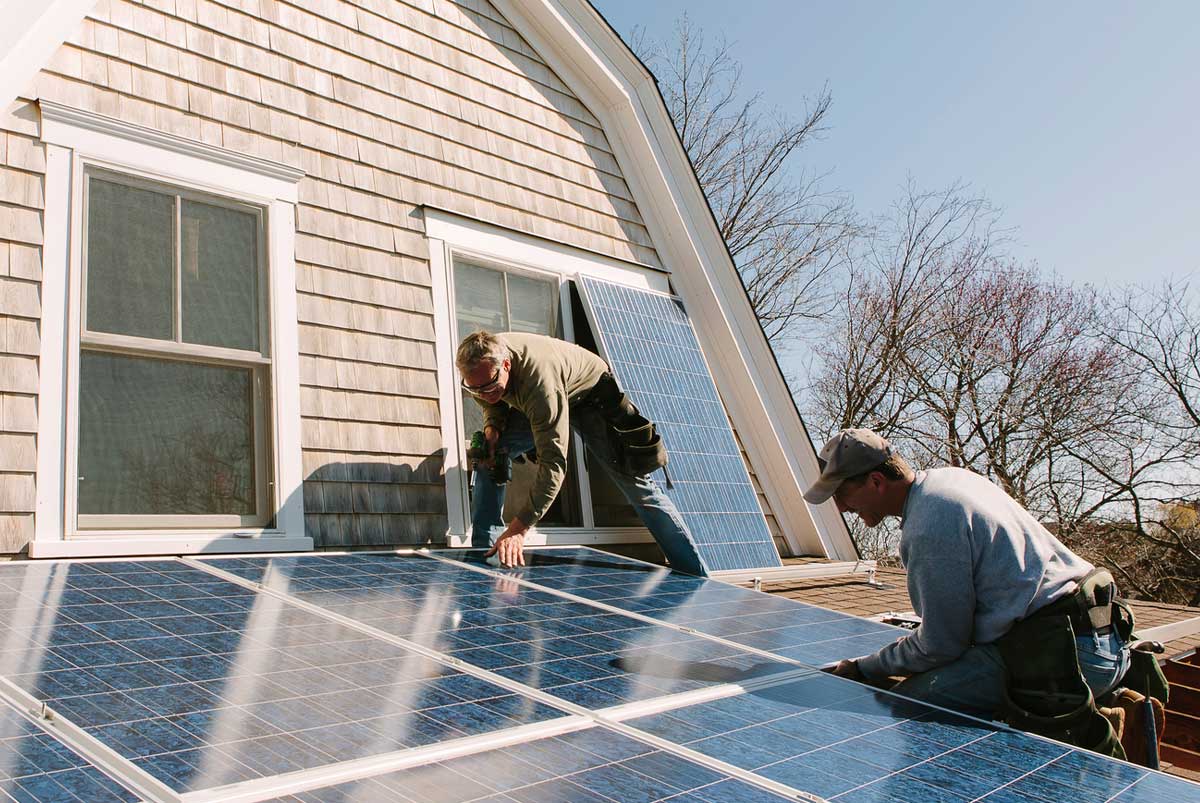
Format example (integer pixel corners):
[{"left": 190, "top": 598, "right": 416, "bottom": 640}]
[
  {"left": 436, "top": 547, "right": 903, "bottom": 669},
  {"left": 620, "top": 669, "right": 1200, "bottom": 803},
  {"left": 197, "top": 553, "right": 798, "bottom": 710},
  {"left": 0, "top": 559, "right": 567, "bottom": 795},
  {"left": 0, "top": 699, "right": 139, "bottom": 802},
  {"left": 578, "top": 276, "right": 782, "bottom": 572},
  {"left": 265, "top": 726, "right": 797, "bottom": 803}
]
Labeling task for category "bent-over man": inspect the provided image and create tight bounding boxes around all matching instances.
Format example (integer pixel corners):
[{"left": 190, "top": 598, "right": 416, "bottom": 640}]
[
  {"left": 807, "top": 428, "right": 1132, "bottom": 754},
  {"left": 456, "top": 330, "right": 708, "bottom": 576}
]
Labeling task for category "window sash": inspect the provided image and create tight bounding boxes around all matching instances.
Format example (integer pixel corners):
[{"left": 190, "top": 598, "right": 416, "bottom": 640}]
[
  {"left": 451, "top": 257, "right": 641, "bottom": 533},
  {"left": 75, "top": 168, "right": 273, "bottom": 530},
  {"left": 81, "top": 169, "right": 270, "bottom": 360}
]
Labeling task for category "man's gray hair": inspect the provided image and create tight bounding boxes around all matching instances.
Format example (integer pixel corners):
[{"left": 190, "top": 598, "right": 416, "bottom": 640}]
[{"left": 456, "top": 330, "right": 509, "bottom": 374}]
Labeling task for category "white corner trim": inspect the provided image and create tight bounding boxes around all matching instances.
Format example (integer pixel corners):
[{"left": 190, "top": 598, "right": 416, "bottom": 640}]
[
  {"left": 0, "top": 0, "right": 97, "bottom": 112},
  {"left": 492, "top": 0, "right": 857, "bottom": 561},
  {"left": 40, "top": 100, "right": 305, "bottom": 188},
  {"left": 34, "top": 143, "right": 74, "bottom": 547},
  {"left": 427, "top": 234, "right": 466, "bottom": 543}
]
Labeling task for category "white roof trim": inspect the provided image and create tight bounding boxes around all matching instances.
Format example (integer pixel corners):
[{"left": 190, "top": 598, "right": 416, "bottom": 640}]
[
  {"left": 0, "top": 0, "right": 98, "bottom": 113},
  {"left": 495, "top": 0, "right": 857, "bottom": 560}
]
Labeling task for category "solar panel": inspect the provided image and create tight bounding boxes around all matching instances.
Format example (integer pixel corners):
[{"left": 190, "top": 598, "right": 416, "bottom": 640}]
[
  {"left": 434, "top": 547, "right": 903, "bottom": 668},
  {"left": 620, "top": 670, "right": 1198, "bottom": 803},
  {"left": 263, "top": 725, "right": 800, "bottom": 803},
  {"left": 0, "top": 697, "right": 141, "bottom": 802},
  {"left": 196, "top": 553, "right": 798, "bottom": 710},
  {"left": 577, "top": 276, "right": 783, "bottom": 572},
  {"left": 0, "top": 552, "right": 1196, "bottom": 803},
  {"left": 0, "top": 559, "right": 567, "bottom": 795}
]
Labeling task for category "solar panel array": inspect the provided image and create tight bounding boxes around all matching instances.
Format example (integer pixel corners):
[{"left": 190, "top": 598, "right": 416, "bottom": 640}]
[
  {"left": 0, "top": 548, "right": 1195, "bottom": 803},
  {"left": 577, "top": 276, "right": 783, "bottom": 572}
]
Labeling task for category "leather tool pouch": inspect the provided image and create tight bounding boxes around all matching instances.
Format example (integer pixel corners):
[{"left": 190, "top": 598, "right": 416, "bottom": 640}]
[
  {"left": 584, "top": 373, "right": 668, "bottom": 478},
  {"left": 997, "top": 613, "right": 1124, "bottom": 759}
]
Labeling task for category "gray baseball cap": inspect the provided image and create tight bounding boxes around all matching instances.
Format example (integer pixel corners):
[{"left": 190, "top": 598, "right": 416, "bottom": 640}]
[{"left": 803, "top": 428, "right": 894, "bottom": 504}]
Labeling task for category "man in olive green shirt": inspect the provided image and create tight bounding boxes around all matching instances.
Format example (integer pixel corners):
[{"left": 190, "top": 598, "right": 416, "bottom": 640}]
[{"left": 456, "top": 330, "right": 707, "bottom": 575}]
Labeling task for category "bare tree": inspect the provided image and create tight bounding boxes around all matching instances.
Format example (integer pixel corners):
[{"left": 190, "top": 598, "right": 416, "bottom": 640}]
[
  {"left": 1075, "top": 281, "right": 1200, "bottom": 604},
  {"left": 807, "top": 183, "right": 1159, "bottom": 565},
  {"left": 631, "top": 16, "right": 857, "bottom": 344}
]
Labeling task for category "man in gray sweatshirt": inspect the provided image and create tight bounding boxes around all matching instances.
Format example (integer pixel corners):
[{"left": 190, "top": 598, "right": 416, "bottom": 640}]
[{"left": 804, "top": 429, "right": 1131, "bottom": 719}]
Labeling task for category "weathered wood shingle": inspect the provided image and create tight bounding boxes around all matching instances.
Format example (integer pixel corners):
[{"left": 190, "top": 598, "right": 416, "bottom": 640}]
[{"left": 2, "top": 0, "right": 677, "bottom": 549}]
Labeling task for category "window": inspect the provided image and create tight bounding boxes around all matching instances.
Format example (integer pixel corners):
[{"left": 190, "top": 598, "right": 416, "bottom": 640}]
[
  {"left": 453, "top": 259, "right": 583, "bottom": 527},
  {"left": 76, "top": 172, "right": 271, "bottom": 528},
  {"left": 427, "top": 209, "right": 664, "bottom": 546},
  {"left": 35, "top": 101, "right": 307, "bottom": 556}
]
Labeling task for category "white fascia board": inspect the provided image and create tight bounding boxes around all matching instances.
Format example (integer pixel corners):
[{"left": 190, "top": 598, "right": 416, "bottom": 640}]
[
  {"left": 28, "top": 534, "right": 313, "bottom": 559},
  {"left": 494, "top": 0, "right": 857, "bottom": 560},
  {"left": 0, "top": 0, "right": 96, "bottom": 112}
]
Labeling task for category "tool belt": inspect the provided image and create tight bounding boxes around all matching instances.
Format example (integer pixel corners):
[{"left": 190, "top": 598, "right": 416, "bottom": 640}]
[
  {"left": 995, "top": 568, "right": 1131, "bottom": 760},
  {"left": 1030, "top": 568, "right": 1133, "bottom": 639},
  {"left": 578, "top": 373, "right": 670, "bottom": 480}
]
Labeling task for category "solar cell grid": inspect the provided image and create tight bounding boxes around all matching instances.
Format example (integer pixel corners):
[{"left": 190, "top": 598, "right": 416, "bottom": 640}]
[
  {"left": 621, "top": 671, "right": 1200, "bottom": 803},
  {"left": 0, "top": 698, "right": 140, "bottom": 802},
  {"left": 578, "top": 277, "right": 782, "bottom": 572},
  {"left": 0, "top": 560, "right": 566, "bottom": 795},
  {"left": 432, "top": 547, "right": 904, "bottom": 668},
  {"left": 197, "top": 553, "right": 799, "bottom": 711},
  {"left": 265, "top": 725, "right": 798, "bottom": 803},
  {"left": 0, "top": 552, "right": 1196, "bottom": 802}
]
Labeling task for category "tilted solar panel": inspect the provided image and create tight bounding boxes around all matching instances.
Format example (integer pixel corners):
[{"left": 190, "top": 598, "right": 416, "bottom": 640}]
[
  {"left": 577, "top": 276, "right": 783, "bottom": 573},
  {"left": 434, "top": 547, "right": 904, "bottom": 667}
]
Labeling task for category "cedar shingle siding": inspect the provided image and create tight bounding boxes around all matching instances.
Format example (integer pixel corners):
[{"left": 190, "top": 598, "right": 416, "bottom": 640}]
[{"left": 1, "top": 0, "right": 659, "bottom": 550}]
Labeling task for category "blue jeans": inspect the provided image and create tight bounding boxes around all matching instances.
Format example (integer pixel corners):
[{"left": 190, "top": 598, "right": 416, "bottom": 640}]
[
  {"left": 889, "top": 630, "right": 1131, "bottom": 720},
  {"left": 469, "top": 406, "right": 709, "bottom": 576}
]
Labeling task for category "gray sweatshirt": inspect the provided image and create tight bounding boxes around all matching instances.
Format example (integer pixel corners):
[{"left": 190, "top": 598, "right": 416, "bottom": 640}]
[{"left": 856, "top": 467, "right": 1093, "bottom": 680}]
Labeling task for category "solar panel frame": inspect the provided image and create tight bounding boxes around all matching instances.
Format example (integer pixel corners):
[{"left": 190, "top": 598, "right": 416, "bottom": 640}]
[
  {"left": 576, "top": 276, "right": 783, "bottom": 572},
  {"left": 260, "top": 725, "right": 807, "bottom": 803},
  {"left": 0, "top": 695, "right": 145, "bottom": 803}
]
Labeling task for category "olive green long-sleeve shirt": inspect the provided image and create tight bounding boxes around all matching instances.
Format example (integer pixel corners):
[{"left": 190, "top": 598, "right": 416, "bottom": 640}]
[{"left": 475, "top": 332, "right": 608, "bottom": 526}]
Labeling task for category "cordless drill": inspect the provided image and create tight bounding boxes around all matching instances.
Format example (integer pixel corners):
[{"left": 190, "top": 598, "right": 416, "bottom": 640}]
[{"left": 468, "top": 430, "right": 512, "bottom": 485}]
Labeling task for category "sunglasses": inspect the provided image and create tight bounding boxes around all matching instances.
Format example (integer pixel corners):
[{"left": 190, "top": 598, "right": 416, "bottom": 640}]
[{"left": 461, "top": 367, "right": 502, "bottom": 397}]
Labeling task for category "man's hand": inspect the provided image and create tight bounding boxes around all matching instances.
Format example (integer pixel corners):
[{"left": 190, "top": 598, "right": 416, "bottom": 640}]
[
  {"left": 483, "top": 425, "right": 500, "bottom": 451},
  {"left": 823, "top": 659, "right": 865, "bottom": 682},
  {"left": 485, "top": 517, "right": 529, "bottom": 568}
]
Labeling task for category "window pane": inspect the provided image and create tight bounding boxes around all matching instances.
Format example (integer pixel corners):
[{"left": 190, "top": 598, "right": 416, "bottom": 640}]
[
  {"left": 454, "top": 262, "right": 506, "bottom": 337},
  {"left": 508, "top": 273, "right": 556, "bottom": 334},
  {"left": 78, "top": 352, "right": 258, "bottom": 517},
  {"left": 182, "top": 200, "right": 261, "bottom": 351},
  {"left": 86, "top": 178, "right": 174, "bottom": 340}
]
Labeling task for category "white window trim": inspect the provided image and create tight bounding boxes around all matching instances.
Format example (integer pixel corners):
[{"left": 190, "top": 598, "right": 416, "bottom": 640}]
[
  {"left": 32, "top": 101, "right": 309, "bottom": 557},
  {"left": 425, "top": 208, "right": 666, "bottom": 548}
]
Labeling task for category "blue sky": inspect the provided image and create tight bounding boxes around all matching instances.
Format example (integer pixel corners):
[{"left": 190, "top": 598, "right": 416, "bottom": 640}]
[{"left": 590, "top": 1, "right": 1199, "bottom": 286}]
